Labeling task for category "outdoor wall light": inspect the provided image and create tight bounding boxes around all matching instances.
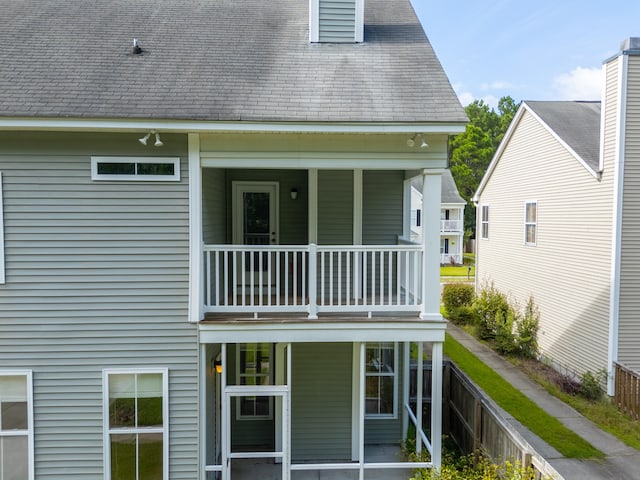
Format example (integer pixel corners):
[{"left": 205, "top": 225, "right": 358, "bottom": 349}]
[
  {"left": 213, "top": 355, "right": 223, "bottom": 374},
  {"left": 290, "top": 188, "right": 298, "bottom": 200},
  {"left": 407, "top": 133, "right": 429, "bottom": 148},
  {"left": 406, "top": 134, "right": 418, "bottom": 147},
  {"left": 138, "top": 130, "right": 163, "bottom": 147}
]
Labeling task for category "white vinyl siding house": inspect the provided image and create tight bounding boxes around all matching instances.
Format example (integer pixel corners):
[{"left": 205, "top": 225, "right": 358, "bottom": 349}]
[{"left": 474, "top": 105, "right": 614, "bottom": 380}]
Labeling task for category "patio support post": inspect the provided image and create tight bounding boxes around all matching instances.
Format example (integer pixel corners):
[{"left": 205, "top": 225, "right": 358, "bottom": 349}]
[
  {"left": 416, "top": 341, "right": 423, "bottom": 454},
  {"left": 431, "top": 341, "right": 443, "bottom": 470},
  {"left": 359, "top": 342, "right": 366, "bottom": 480},
  {"left": 402, "top": 341, "right": 410, "bottom": 440},
  {"left": 220, "top": 343, "right": 228, "bottom": 480},
  {"left": 308, "top": 244, "right": 318, "bottom": 319},
  {"left": 421, "top": 170, "right": 443, "bottom": 320}
]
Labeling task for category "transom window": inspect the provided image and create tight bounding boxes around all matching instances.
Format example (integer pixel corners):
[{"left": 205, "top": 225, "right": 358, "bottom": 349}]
[
  {"left": 0, "top": 371, "right": 33, "bottom": 480},
  {"left": 237, "top": 343, "right": 273, "bottom": 419},
  {"left": 365, "top": 342, "right": 397, "bottom": 418},
  {"left": 480, "top": 205, "right": 489, "bottom": 239},
  {"left": 91, "top": 157, "right": 180, "bottom": 181},
  {"left": 525, "top": 201, "right": 537, "bottom": 245},
  {"left": 104, "top": 369, "right": 168, "bottom": 480}
]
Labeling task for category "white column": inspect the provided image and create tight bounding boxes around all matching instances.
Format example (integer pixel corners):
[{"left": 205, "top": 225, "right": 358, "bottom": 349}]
[
  {"left": 359, "top": 342, "right": 366, "bottom": 480},
  {"left": 188, "top": 133, "right": 203, "bottom": 322},
  {"left": 308, "top": 169, "right": 318, "bottom": 244},
  {"left": 416, "top": 342, "right": 423, "bottom": 454},
  {"left": 421, "top": 170, "right": 443, "bottom": 320},
  {"left": 351, "top": 342, "right": 361, "bottom": 461},
  {"left": 353, "top": 169, "right": 363, "bottom": 245},
  {"left": 402, "top": 179, "right": 412, "bottom": 240},
  {"left": 220, "top": 344, "right": 228, "bottom": 480},
  {"left": 402, "top": 342, "right": 410, "bottom": 440},
  {"left": 431, "top": 342, "right": 443, "bottom": 470}
]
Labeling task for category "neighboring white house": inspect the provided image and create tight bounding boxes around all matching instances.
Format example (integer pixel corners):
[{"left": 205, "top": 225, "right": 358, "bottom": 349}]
[
  {"left": 411, "top": 170, "right": 466, "bottom": 264},
  {"left": 473, "top": 38, "right": 640, "bottom": 396},
  {"left": 0, "top": 1, "right": 467, "bottom": 479}
]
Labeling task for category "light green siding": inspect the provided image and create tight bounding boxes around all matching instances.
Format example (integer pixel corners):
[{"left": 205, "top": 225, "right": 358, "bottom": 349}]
[
  {"left": 619, "top": 56, "right": 640, "bottom": 372},
  {"left": 0, "top": 132, "right": 198, "bottom": 479},
  {"left": 291, "top": 343, "right": 352, "bottom": 461},
  {"left": 476, "top": 110, "right": 614, "bottom": 377},
  {"left": 363, "top": 170, "right": 403, "bottom": 244},
  {"left": 202, "top": 168, "right": 227, "bottom": 244},
  {"left": 318, "top": 170, "right": 353, "bottom": 245}
]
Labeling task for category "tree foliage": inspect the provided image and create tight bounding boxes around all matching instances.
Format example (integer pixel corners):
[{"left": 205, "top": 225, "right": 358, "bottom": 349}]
[{"left": 449, "top": 96, "right": 520, "bottom": 234}]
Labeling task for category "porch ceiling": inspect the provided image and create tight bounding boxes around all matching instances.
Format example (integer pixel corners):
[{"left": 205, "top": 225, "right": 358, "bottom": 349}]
[{"left": 198, "top": 315, "right": 447, "bottom": 343}]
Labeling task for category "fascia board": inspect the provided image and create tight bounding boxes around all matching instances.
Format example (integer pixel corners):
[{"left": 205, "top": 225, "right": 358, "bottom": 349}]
[{"left": 0, "top": 118, "right": 466, "bottom": 135}]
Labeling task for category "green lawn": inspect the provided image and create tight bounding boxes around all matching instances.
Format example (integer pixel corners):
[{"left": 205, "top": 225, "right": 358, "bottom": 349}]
[
  {"left": 441, "top": 265, "right": 475, "bottom": 277},
  {"left": 444, "top": 333, "right": 604, "bottom": 459}
]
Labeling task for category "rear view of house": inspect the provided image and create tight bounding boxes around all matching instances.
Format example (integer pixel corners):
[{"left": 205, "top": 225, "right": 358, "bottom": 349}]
[
  {"left": 473, "top": 38, "right": 640, "bottom": 397},
  {"left": 0, "top": 0, "right": 466, "bottom": 479}
]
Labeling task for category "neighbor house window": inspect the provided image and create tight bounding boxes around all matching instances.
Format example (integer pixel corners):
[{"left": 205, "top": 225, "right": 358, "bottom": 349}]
[
  {"left": 91, "top": 157, "right": 180, "bottom": 181},
  {"left": 104, "top": 369, "right": 168, "bottom": 480},
  {"left": 365, "top": 342, "right": 397, "bottom": 418},
  {"left": 525, "top": 201, "right": 537, "bottom": 245},
  {"left": 480, "top": 205, "right": 489, "bottom": 239},
  {"left": 0, "top": 371, "right": 33, "bottom": 480},
  {"left": 237, "top": 344, "right": 272, "bottom": 419},
  {"left": 0, "top": 172, "right": 4, "bottom": 284}
]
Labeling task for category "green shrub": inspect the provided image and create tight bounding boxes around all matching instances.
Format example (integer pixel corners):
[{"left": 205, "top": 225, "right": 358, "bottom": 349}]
[
  {"left": 442, "top": 284, "right": 474, "bottom": 312},
  {"left": 578, "top": 371, "right": 605, "bottom": 401},
  {"left": 516, "top": 296, "right": 539, "bottom": 358},
  {"left": 494, "top": 308, "right": 518, "bottom": 355},
  {"left": 472, "top": 283, "right": 511, "bottom": 340}
]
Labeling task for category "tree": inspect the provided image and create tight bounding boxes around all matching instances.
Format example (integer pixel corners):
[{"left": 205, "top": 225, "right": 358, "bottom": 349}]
[{"left": 449, "top": 96, "right": 520, "bottom": 235}]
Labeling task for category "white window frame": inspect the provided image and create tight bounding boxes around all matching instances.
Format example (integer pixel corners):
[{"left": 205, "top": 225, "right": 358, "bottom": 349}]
[
  {"left": 91, "top": 157, "right": 180, "bottom": 181},
  {"left": 236, "top": 343, "right": 274, "bottom": 420},
  {"left": 480, "top": 204, "right": 489, "bottom": 240},
  {"left": 0, "top": 370, "right": 34, "bottom": 480},
  {"left": 103, "top": 368, "right": 169, "bottom": 480},
  {"left": 0, "top": 172, "right": 4, "bottom": 284},
  {"left": 365, "top": 342, "right": 398, "bottom": 419},
  {"left": 524, "top": 201, "right": 537, "bottom": 246}
]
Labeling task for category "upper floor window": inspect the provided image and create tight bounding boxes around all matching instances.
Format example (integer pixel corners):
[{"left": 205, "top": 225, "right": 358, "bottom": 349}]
[
  {"left": 237, "top": 343, "right": 272, "bottom": 419},
  {"left": 365, "top": 342, "right": 397, "bottom": 418},
  {"left": 480, "top": 205, "right": 489, "bottom": 239},
  {"left": 104, "top": 369, "right": 168, "bottom": 480},
  {"left": 0, "top": 371, "right": 33, "bottom": 480},
  {"left": 91, "top": 157, "right": 180, "bottom": 181},
  {"left": 525, "top": 201, "right": 537, "bottom": 245}
]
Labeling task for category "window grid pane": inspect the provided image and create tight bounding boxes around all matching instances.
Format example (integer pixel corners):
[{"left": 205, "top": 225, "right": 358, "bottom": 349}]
[
  {"left": 0, "top": 374, "right": 30, "bottom": 480},
  {"left": 365, "top": 343, "right": 396, "bottom": 417},
  {"left": 237, "top": 344, "right": 273, "bottom": 418}
]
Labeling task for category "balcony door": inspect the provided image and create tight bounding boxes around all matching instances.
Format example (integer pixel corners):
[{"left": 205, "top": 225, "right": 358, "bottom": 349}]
[{"left": 232, "top": 182, "right": 279, "bottom": 292}]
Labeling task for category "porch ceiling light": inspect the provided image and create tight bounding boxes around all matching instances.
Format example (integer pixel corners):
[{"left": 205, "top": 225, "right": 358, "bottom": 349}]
[
  {"left": 138, "top": 132, "right": 151, "bottom": 146},
  {"left": 420, "top": 135, "right": 429, "bottom": 148},
  {"left": 138, "top": 130, "right": 164, "bottom": 147},
  {"left": 406, "top": 133, "right": 418, "bottom": 147}
]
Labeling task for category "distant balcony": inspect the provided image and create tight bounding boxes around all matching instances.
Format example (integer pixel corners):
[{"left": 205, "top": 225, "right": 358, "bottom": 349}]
[
  {"left": 203, "top": 244, "right": 424, "bottom": 318},
  {"left": 440, "top": 220, "right": 463, "bottom": 232}
]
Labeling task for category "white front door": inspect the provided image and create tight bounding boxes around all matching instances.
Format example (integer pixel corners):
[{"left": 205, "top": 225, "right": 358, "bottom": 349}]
[{"left": 232, "top": 181, "right": 279, "bottom": 246}]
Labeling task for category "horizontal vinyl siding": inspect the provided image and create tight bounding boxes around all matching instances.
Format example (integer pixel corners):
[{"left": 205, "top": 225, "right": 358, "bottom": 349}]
[
  {"left": 476, "top": 111, "right": 614, "bottom": 377},
  {"left": 202, "top": 168, "right": 227, "bottom": 244},
  {"left": 619, "top": 57, "right": 640, "bottom": 372},
  {"left": 291, "top": 343, "right": 352, "bottom": 461},
  {"left": 0, "top": 133, "right": 198, "bottom": 479},
  {"left": 363, "top": 170, "right": 403, "bottom": 245},
  {"left": 318, "top": 0, "right": 356, "bottom": 43},
  {"left": 318, "top": 170, "right": 353, "bottom": 245}
]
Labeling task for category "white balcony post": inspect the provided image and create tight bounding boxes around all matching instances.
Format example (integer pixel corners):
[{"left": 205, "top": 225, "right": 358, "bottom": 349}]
[
  {"left": 421, "top": 170, "right": 443, "bottom": 320},
  {"left": 431, "top": 341, "right": 443, "bottom": 470},
  {"left": 308, "top": 244, "right": 318, "bottom": 319}
]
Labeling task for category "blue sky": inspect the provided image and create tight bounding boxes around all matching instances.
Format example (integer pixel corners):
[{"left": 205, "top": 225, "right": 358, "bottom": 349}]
[{"left": 410, "top": 0, "right": 640, "bottom": 109}]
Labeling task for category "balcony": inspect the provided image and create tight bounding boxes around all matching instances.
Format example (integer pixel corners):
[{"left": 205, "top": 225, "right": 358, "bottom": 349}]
[
  {"left": 440, "top": 219, "right": 463, "bottom": 232},
  {"left": 203, "top": 244, "right": 424, "bottom": 318}
]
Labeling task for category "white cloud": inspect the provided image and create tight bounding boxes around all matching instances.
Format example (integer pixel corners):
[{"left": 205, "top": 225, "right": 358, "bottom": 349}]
[
  {"left": 553, "top": 67, "right": 602, "bottom": 101},
  {"left": 455, "top": 90, "right": 499, "bottom": 110},
  {"left": 480, "top": 81, "right": 513, "bottom": 91}
]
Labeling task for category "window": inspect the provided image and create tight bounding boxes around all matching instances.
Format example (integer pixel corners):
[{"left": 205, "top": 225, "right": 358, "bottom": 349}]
[
  {"left": 0, "top": 371, "right": 33, "bottom": 480},
  {"left": 365, "top": 343, "right": 397, "bottom": 418},
  {"left": 237, "top": 344, "right": 272, "bottom": 419},
  {"left": 525, "top": 201, "right": 537, "bottom": 245},
  {"left": 104, "top": 369, "right": 168, "bottom": 480},
  {"left": 480, "top": 205, "right": 489, "bottom": 239},
  {"left": 0, "top": 172, "right": 4, "bottom": 284},
  {"left": 91, "top": 157, "right": 180, "bottom": 181}
]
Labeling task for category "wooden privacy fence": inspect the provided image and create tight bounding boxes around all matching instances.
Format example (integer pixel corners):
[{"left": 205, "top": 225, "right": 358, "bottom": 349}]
[
  {"left": 411, "top": 361, "right": 561, "bottom": 479},
  {"left": 614, "top": 362, "right": 640, "bottom": 420}
]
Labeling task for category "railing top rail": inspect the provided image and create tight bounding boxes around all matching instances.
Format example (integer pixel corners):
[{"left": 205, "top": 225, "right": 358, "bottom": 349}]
[
  {"left": 204, "top": 244, "right": 309, "bottom": 252},
  {"left": 204, "top": 243, "right": 423, "bottom": 252},
  {"left": 614, "top": 361, "right": 640, "bottom": 377}
]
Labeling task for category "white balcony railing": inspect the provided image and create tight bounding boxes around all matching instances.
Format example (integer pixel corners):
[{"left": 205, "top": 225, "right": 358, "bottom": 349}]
[
  {"left": 440, "top": 220, "right": 463, "bottom": 232},
  {"left": 203, "top": 244, "right": 423, "bottom": 317}
]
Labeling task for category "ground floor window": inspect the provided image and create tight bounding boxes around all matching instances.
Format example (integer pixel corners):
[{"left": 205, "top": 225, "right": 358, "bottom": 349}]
[
  {"left": 104, "top": 369, "right": 168, "bottom": 480},
  {"left": 0, "top": 371, "right": 32, "bottom": 480},
  {"left": 365, "top": 343, "right": 397, "bottom": 418},
  {"left": 237, "top": 343, "right": 273, "bottom": 419}
]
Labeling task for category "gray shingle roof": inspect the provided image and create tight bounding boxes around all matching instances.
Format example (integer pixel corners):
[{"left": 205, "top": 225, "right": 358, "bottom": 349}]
[
  {"left": 0, "top": 0, "right": 466, "bottom": 124},
  {"left": 411, "top": 169, "right": 465, "bottom": 204},
  {"left": 525, "top": 101, "right": 601, "bottom": 171}
]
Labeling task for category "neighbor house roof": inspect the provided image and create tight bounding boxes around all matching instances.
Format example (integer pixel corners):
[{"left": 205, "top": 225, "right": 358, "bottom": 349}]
[
  {"left": 474, "top": 100, "right": 602, "bottom": 201},
  {"left": 525, "top": 101, "right": 601, "bottom": 172},
  {"left": 0, "top": 0, "right": 467, "bottom": 124},
  {"left": 411, "top": 169, "right": 466, "bottom": 205}
]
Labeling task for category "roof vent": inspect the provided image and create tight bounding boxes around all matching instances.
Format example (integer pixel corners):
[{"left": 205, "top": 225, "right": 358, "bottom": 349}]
[
  {"left": 132, "top": 38, "right": 142, "bottom": 55},
  {"left": 309, "top": 0, "right": 364, "bottom": 43}
]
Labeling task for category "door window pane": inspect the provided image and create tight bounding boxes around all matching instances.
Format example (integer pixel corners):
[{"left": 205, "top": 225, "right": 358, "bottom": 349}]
[
  {"left": 0, "top": 373, "right": 31, "bottom": 480},
  {"left": 1, "top": 436, "right": 28, "bottom": 480},
  {"left": 365, "top": 343, "right": 397, "bottom": 417}
]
